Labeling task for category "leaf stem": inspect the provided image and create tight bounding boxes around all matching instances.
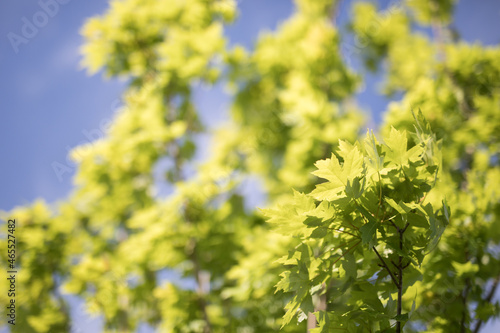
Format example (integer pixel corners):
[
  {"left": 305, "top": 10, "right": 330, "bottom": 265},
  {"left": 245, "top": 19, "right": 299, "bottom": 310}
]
[
  {"left": 328, "top": 228, "right": 360, "bottom": 238},
  {"left": 322, "top": 239, "right": 359, "bottom": 258},
  {"left": 331, "top": 240, "right": 361, "bottom": 267},
  {"left": 376, "top": 171, "right": 383, "bottom": 218}
]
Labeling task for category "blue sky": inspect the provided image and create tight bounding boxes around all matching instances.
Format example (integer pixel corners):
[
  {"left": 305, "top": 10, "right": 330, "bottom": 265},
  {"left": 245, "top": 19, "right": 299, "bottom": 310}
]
[
  {"left": 1, "top": 0, "right": 500, "bottom": 332},
  {"left": 2, "top": 0, "right": 500, "bottom": 211}
]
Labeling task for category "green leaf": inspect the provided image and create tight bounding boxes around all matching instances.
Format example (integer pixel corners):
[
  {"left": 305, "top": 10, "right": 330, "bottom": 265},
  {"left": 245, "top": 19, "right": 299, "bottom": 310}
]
[
  {"left": 412, "top": 109, "right": 432, "bottom": 142},
  {"left": 312, "top": 153, "right": 346, "bottom": 185},
  {"left": 356, "top": 204, "right": 377, "bottom": 224},
  {"left": 310, "top": 311, "right": 330, "bottom": 333},
  {"left": 452, "top": 261, "right": 479, "bottom": 277},
  {"left": 394, "top": 313, "right": 409, "bottom": 322},
  {"left": 282, "top": 286, "right": 314, "bottom": 327},
  {"left": 310, "top": 226, "right": 328, "bottom": 238},
  {"left": 384, "top": 127, "right": 408, "bottom": 166},
  {"left": 386, "top": 293, "right": 396, "bottom": 316},
  {"left": 385, "top": 198, "right": 410, "bottom": 215},
  {"left": 384, "top": 127, "right": 423, "bottom": 167},
  {"left": 359, "top": 221, "right": 377, "bottom": 244},
  {"left": 342, "top": 252, "right": 357, "bottom": 278},
  {"left": 442, "top": 199, "right": 450, "bottom": 223},
  {"left": 346, "top": 177, "right": 365, "bottom": 199},
  {"left": 312, "top": 147, "right": 364, "bottom": 188},
  {"left": 364, "top": 129, "right": 384, "bottom": 172},
  {"left": 303, "top": 216, "right": 324, "bottom": 227},
  {"left": 311, "top": 182, "right": 348, "bottom": 202},
  {"left": 262, "top": 190, "right": 316, "bottom": 236},
  {"left": 407, "top": 213, "right": 428, "bottom": 228}
]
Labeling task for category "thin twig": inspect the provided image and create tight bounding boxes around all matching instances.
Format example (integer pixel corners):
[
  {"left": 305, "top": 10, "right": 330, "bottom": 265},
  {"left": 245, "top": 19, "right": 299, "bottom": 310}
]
[
  {"left": 328, "top": 228, "right": 360, "bottom": 238},
  {"left": 388, "top": 219, "right": 400, "bottom": 232},
  {"left": 346, "top": 219, "right": 360, "bottom": 230},
  {"left": 376, "top": 171, "right": 383, "bottom": 218},
  {"left": 331, "top": 241, "right": 361, "bottom": 267},
  {"left": 322, "top": 239, "right": 359, "bottom": 258},
  {"left": 372, "top": 246, "right": 400, "bottom": 288}
]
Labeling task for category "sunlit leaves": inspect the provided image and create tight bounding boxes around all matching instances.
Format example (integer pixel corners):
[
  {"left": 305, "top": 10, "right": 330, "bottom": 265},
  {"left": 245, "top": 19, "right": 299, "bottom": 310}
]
[
  {"left": 3, "top": 0, "right": 499, "bottom": 332},
  {"left": 352, "top": 1, "right": 500, "bottom": 331},
  {"left": 266, "top": 124, "right": 447, "bottom": 331}
]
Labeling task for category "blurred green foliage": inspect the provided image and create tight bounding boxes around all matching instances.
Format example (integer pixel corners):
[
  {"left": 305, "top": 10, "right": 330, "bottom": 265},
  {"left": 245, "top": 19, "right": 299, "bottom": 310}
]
[{"left": 1, "top": 0, "right": 499, "bottom": 332}]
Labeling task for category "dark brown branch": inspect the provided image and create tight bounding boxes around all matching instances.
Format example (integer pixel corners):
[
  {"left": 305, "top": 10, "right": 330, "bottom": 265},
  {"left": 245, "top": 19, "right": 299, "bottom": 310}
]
[
  {"left": 388, "top": 219, "right": 400, "bottom": 232},
  {"left": 373, "top": 246, "right": 400, "bottom": 289},
  {"left": 473, "top": 275, "right": 500, "bottom": 333},
  {"left": 396, "top": 229, "right": 404, "bottom": 333}
]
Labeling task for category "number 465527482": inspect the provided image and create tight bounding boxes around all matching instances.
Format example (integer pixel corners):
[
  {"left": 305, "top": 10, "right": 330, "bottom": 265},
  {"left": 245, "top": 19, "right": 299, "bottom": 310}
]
[{"left": 7, "top": 219, "right": 16, "bottom": 269}]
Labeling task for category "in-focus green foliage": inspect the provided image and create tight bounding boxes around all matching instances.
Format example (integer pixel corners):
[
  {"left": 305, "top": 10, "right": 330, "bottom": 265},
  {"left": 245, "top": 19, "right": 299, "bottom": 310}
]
[
  {"left": 351, "top": 1, "right": 500, "bottom": 331},
  {"left": 1, "top": 0, "right": 499, "bottom": 332},
  {"left": 264, "top": 119, "right": 449, "bottom": 332}
]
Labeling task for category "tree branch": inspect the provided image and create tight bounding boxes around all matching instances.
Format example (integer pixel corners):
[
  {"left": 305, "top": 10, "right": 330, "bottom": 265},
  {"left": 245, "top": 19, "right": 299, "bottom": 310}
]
[
  {"left": 331, "top": 240, "right": 361, "bottom": 267},
  {"left": 396, "top": 229, "right": 404, "bottom": 333},
  {"left": 473, "top": 275, "right": 500, "bottom": 333},
  {"left": 372, "top": 246, "right": 400, "bottom": 289},
  {"left": 188, "top": 238, "right": 213, "bottom": 333}
]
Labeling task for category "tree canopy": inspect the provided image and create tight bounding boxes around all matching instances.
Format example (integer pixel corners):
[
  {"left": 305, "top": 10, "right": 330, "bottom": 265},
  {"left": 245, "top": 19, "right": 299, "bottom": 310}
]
[{"left": 1, "top": 0, "right": 499, "bottom": 332}]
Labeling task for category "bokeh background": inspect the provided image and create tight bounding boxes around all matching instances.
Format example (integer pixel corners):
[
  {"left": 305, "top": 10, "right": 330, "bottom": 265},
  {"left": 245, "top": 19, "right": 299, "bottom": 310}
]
[{"left": 1, "top": 0, "right": 500, "bottom": 332}]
